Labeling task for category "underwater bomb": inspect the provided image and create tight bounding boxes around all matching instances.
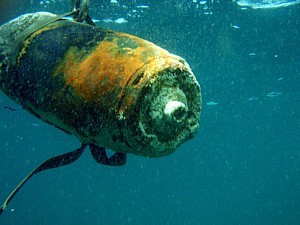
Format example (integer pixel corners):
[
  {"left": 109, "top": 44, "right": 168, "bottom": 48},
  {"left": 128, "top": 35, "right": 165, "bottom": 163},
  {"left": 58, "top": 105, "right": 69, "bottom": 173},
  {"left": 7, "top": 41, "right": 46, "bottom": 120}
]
[
  {"left": 0, "top": 12, "right": 202, "bottom": 157},
  {"left": 0, "top": 11, "right": 202, "bottom": 215}
]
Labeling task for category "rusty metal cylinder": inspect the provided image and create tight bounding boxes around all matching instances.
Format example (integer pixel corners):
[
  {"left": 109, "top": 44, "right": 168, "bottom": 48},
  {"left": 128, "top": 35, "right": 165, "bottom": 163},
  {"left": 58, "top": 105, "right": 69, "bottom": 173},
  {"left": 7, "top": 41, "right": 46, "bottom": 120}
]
[{"left": 0, "top": 12, "right": 202, "bottom": 157}]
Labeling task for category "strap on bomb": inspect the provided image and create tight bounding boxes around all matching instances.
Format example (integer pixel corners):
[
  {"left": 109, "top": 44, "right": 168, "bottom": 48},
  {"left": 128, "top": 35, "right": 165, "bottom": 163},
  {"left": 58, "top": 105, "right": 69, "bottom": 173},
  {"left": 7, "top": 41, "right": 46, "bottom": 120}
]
[
  {"left": 9, "top": 0, "right": 96, "bottom": 67},
  {"left": 0, "top": 1, "right": 108, "bottom": 216},
  {"left": 72, "top": 0, "right": 96, "bottom": 26},
  {"left": 9, "top": 11, "right": 76, "bottom": 67}
]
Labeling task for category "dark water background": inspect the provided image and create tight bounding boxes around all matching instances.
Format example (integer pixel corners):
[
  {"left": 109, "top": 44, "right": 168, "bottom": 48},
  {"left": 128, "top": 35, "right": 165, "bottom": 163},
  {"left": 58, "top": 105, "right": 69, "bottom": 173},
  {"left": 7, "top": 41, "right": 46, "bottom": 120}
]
[{"left": 0, "top": 0, "right": 299, "bottom": 224}]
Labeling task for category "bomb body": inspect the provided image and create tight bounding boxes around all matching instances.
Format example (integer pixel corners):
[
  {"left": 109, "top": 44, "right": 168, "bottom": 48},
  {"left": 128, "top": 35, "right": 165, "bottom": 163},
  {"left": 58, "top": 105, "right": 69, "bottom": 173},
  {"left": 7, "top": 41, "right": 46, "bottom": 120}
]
[{"left": 0, "top": 12, "right": 202, "bottom": 157}]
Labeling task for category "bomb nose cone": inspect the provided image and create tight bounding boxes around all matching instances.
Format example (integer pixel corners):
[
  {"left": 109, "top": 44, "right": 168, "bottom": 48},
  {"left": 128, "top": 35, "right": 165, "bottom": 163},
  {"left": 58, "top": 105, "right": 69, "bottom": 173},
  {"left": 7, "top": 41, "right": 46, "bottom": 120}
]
[
  {"left": 122, "top": 60, "right": 202, "bottom": 157},
  {"left": 148, "top": 84, "right": 189, "bottom": 137},
  {"left": 164, "top": 100, "right": 187, "bottom": 123}
]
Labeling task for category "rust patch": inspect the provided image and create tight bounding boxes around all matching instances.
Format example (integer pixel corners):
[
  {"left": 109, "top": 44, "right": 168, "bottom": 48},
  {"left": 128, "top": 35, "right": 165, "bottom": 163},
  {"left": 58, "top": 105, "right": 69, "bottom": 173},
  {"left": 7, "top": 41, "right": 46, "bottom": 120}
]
[{"left": 53, "top": 32, "right": 171, "bottom": 104}]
